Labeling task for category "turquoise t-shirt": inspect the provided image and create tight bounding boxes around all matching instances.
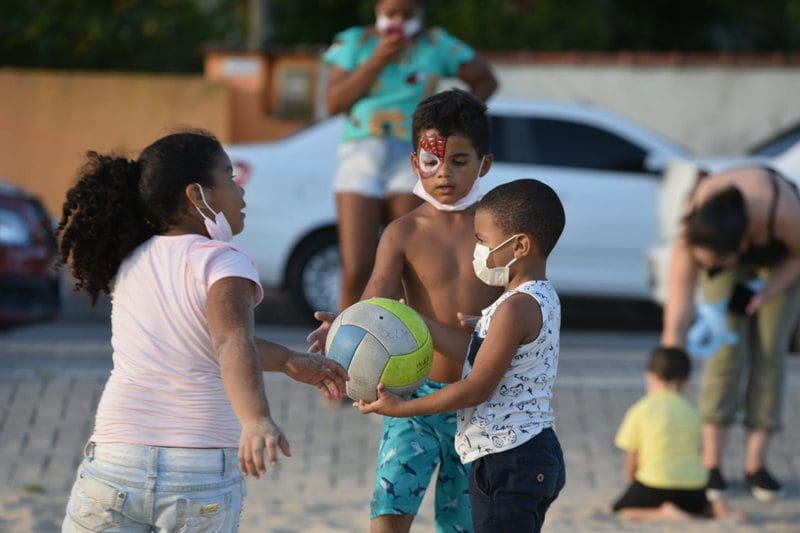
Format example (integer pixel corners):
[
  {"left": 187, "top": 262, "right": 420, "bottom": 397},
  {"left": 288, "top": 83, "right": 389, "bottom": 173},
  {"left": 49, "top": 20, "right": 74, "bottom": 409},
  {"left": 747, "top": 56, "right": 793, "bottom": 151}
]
[{"left": 323, "top": 26, "right": 476, "bottom": 143}]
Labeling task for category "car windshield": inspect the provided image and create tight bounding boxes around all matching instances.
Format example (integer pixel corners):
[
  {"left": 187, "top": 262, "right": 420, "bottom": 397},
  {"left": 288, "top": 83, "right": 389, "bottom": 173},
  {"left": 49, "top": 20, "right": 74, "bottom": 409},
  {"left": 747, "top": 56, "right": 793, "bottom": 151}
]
[{"left": 749, "top": 123, "right": 800, "bottom": 157}]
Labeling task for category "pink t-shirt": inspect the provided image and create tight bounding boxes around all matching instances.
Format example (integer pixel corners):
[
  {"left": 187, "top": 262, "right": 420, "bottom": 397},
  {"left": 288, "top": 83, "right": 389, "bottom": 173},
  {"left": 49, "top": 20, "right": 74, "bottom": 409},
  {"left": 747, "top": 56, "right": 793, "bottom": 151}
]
[{"left": 92, "top": 234, "right": 264, "bottom": 448}]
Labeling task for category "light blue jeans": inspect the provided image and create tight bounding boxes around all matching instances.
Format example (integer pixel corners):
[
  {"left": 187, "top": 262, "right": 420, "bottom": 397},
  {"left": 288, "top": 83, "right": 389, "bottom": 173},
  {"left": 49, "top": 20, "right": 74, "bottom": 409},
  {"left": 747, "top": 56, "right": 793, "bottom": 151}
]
[{"left": 62, "top": 442, "right": 245, "bottom": 532}]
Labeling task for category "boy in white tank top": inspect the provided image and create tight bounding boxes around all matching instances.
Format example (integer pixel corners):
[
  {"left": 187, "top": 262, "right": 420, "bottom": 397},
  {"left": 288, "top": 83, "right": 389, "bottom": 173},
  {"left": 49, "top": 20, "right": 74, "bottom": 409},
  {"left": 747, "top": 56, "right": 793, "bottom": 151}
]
[{"left": 356, "top": 179, "right": 567, "bottom": 532}]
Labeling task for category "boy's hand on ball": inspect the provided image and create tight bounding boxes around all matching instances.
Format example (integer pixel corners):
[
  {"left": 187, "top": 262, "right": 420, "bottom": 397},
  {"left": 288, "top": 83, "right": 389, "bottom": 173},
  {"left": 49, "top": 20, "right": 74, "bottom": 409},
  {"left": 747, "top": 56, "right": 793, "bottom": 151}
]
[
  {"left": 307, "top": 311, "right": 338, "bottom": 354},
  {"left": 353, "top": 383, "right": 403, "bottom": 416},
  {"left": 285, "top": 352, "right": 349, "bottom": 400},
  {"left": 239, "top": 417, "right": 291, "bottom": 479}
]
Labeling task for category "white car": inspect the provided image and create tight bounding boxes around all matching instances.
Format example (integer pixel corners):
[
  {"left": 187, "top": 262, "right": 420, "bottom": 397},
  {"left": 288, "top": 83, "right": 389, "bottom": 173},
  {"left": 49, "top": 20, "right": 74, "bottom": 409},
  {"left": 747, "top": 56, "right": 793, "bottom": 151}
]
[
  {"left": 648, "top": 122, "right": 800, "bottom": 304},
  {"left": 226, "top": 97, "right": 690, "bottom": 315}
]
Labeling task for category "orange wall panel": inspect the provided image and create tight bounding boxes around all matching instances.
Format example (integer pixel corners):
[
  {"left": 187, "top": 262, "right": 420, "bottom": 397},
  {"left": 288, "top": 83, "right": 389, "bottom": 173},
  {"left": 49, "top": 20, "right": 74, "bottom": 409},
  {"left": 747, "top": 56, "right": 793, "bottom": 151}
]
[{"left": 0, "top": 68, "right": 230, "bottom": 216}]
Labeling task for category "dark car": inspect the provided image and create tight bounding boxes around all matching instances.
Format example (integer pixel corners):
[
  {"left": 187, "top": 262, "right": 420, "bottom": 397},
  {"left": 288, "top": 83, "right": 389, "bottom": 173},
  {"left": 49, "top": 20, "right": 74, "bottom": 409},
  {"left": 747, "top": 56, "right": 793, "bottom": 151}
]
[{"left": 0, "top": 179, "right": 60, "bottom": 325}]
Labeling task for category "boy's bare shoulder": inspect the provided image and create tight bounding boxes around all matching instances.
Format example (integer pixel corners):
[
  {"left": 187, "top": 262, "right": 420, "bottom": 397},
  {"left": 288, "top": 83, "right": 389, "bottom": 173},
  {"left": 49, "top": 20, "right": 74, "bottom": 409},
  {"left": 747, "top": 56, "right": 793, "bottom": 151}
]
[
  {"left": 500, "top": 291, "right": 542, "bottom": 316},
  {"left": 494, "top": 291, "right": 543, "bottom": 341},
  {"left": 383, "top": 203, "right": 433, "bottom": 237}
]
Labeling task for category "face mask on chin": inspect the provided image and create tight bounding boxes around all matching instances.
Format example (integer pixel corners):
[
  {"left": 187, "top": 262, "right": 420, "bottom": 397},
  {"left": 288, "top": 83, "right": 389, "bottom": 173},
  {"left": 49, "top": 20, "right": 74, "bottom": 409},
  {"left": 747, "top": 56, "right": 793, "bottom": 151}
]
[
  {"left": 192, "top": 184, "right": 233, "bottom": 242},
  {"left": 472, "top": 233, "right": 521, "bottom": 286},
  {"left": 412, "top": 153, "right": 486, "bottom": 212}
]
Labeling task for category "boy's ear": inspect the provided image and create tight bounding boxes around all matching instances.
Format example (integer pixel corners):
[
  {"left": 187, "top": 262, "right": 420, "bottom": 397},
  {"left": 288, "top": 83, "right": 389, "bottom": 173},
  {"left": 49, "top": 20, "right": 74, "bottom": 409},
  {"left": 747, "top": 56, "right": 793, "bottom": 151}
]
[
  {"left": 515, "top": 233, "right": 534, "bottom": 257},
  {"left": 409, "top": 151, "right": 419, "bottom": 171},
  {"left": 478, "top": 153, "right": 494, "bottom": 178}
]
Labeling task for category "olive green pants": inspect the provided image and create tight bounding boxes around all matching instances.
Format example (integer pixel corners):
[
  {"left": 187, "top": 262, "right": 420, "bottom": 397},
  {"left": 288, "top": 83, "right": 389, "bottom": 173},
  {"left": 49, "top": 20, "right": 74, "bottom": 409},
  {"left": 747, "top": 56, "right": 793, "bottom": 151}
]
[{"left": 698, "top": 269, "right": 800, "bottom": 431}]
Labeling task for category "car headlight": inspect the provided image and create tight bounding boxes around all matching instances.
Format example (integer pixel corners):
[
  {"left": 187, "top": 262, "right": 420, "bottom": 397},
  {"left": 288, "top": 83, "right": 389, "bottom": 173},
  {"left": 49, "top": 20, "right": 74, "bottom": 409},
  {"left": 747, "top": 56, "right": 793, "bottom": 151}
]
[{"left": 0, "top": 208, "right": 32, "bottom": 246}]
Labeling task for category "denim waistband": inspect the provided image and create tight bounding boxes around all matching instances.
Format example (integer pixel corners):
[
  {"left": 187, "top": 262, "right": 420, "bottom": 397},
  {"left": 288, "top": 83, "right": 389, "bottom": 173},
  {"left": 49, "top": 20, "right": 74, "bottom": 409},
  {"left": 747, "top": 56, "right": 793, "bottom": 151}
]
[{"left": 85, "top": 441, "right": 238, "bottom": 476}]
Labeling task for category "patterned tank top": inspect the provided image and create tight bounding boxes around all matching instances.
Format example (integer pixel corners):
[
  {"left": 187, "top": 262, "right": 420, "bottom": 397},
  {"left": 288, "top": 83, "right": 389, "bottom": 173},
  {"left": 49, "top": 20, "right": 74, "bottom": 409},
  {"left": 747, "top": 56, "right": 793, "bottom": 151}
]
[{"left": 455, "top": 280, "right": 561, "bottom": 463}]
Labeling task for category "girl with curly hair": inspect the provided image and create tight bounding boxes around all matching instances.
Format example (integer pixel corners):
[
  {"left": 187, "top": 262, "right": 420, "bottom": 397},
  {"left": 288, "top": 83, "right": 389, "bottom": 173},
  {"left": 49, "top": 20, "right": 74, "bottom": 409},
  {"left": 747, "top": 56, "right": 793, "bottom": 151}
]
[{"left": 59, "top": 131, "right": 348, "bottom": 532}]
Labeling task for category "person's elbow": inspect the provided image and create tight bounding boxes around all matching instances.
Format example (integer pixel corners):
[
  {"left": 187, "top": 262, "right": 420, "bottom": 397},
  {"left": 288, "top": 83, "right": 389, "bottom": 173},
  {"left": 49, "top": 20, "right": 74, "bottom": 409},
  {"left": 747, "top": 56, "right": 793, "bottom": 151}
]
[
  {"left": 467, "top": 60, "right": 499, "bottom": 100},
  {"left": 213, "top": 328, "right": 254, "bottom": 361},
  {"left": 463, "top": 379, "right": 495, "bottom": 408},
  {"left": 482, "top": 72, "right": 499, "bottom": 97},
  {"left": 326, "top": 90, "right": 346, "bottom": 116},
  {"left": 326, "top": 98, "right": 340, "bottom": 116}
]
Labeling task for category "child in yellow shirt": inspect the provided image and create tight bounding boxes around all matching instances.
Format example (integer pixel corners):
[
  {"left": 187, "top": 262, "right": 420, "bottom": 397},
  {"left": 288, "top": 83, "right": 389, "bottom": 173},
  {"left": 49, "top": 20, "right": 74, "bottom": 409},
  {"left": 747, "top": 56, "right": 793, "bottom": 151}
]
[{"left": 612, "top": 347, "right": 744, "bottom": 522}]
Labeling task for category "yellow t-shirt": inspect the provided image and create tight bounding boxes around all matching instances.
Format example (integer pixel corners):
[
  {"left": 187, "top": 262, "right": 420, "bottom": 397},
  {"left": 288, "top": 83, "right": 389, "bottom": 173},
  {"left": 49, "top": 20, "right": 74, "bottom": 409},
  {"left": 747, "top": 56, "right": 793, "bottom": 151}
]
[{"left": 614, "top": 390, "right": 708, "bottom": 489}]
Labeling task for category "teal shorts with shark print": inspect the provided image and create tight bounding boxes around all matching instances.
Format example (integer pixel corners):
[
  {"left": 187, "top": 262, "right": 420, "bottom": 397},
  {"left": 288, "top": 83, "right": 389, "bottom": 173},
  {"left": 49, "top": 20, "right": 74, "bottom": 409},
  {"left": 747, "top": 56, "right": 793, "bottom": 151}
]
[{"left": 370, "top": 380, "right": 473, "bottom": 532}]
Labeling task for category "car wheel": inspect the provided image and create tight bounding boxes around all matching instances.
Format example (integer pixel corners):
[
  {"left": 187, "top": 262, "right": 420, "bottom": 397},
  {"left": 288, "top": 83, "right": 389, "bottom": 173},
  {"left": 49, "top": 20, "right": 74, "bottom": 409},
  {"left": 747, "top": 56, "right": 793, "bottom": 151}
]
[{"left": 286, "top": 229, "right": 341, "bottom": 317}]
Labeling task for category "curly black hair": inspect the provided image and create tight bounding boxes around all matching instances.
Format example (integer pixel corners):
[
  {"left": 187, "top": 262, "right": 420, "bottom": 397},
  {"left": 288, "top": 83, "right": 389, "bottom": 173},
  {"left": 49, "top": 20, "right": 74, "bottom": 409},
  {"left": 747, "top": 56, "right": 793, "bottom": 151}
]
[
  {"left": 412, "top": 88, "right": 490, "bottom": 156},
  {"left": 57, "top": 131, "right": 224, "bottom": 305},
  {"left": 478, "top": 179, "right": 566, "bottom": 258}
]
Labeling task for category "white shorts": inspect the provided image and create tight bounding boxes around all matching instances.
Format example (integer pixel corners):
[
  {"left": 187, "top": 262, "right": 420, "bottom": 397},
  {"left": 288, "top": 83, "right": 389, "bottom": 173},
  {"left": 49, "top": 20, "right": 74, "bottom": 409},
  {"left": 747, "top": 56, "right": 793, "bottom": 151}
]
[{"left": 333, "top": 137, "right": 417, "bottom": 198}]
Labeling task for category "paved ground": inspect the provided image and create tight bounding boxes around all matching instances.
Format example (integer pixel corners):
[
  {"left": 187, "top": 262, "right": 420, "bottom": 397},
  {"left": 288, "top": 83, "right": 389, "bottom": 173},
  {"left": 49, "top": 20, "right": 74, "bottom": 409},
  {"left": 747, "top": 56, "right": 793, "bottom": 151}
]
[{"left": 1, "top": 320, "right": 799, "bottom": 532}]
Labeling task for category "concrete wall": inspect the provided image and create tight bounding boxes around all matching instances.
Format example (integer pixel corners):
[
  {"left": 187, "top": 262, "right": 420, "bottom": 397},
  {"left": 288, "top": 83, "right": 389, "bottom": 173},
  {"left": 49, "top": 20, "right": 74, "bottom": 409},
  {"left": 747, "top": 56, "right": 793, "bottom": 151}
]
[
  {"left": 0, "top": 69, "right": 229, "bottom": 215},
  {"left": 489, "top": 63, "right": 800, "bottom": 156}
]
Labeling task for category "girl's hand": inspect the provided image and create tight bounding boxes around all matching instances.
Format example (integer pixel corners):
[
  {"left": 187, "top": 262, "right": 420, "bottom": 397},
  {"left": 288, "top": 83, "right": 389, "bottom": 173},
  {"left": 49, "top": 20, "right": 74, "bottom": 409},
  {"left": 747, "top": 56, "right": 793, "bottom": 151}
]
[
  {"left": 457, "top": 311, "right": 480, "bottom": 329},
  {"left": 238, "top": 417, "right": 291, "bottom": 479},
  {"left": 284, "top": 352, "right": 349, "bottom": 400},
  {"left": 307, "top": 311, "right": 338, "bottom": 354},
  {"left": 372, "top": 33, "right": 406, "bottom": 64},
  {"left": 353, "top": 384, "right": 404, "bottom": 416}
]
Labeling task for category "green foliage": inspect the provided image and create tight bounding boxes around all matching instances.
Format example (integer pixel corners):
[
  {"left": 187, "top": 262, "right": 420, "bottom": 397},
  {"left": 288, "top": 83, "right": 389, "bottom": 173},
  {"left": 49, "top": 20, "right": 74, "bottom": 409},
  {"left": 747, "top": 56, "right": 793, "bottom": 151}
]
[
  {"left": 267, "top": 0, "right": 612, "bottom": 50},
  {"left": 269, "top": 0, "right": 364, "bottom": 44},
  {"left": 606, "top": 0, "right": 800, "bottom": 51},
  {"left": 0, "top": 0, "right": 247, "bottom": 72},
  {"left": 2, "top": 0, "right": 800, "bottom": 73},
  {"left": 267, "top": 0, "right": 800, "bottom": 52}
]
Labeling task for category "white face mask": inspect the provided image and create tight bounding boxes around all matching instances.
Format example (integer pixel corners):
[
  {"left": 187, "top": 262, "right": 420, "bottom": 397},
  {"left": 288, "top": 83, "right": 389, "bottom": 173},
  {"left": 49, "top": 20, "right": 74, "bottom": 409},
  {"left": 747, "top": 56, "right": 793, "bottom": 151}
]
[
  {"left": 375, "top": 13, "right": 422, "bottom": 38},
  {"left": 472, "top": 233, "right": 521, "bottom": 286},
  {"left": 193, "top": 184, "right": 233, "bottom": 242},
  {"left": 412, "top": 155, "right": 485, "bottom": 211}
]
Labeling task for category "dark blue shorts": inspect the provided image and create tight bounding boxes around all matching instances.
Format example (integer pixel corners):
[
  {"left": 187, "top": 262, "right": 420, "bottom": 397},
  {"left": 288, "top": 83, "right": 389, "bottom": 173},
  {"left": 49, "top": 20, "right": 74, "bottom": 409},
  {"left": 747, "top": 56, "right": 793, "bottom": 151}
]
[{"left": 468, "top": 428, "right": 566, "bottom": 533}]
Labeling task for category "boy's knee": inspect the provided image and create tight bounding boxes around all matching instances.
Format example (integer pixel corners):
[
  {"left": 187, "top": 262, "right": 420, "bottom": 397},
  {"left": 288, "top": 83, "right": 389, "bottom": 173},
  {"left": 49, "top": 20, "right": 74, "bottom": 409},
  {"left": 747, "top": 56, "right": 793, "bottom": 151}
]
[{"left": 699, "top": 393, "right": 737, "bottom": 427}]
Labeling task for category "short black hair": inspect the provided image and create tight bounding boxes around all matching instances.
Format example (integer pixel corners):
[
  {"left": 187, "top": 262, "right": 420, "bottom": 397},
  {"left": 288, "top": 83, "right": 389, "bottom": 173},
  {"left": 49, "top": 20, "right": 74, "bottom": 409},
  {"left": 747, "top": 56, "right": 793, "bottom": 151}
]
[
  {"left": 648, "top": 347, "right": 691, "bottom": 383},
  {"left": 684, "top": 186, "right": 747, "bottom": 256},
  {"left": 477, "top": 179, "right": 565, "bottom": 258},
  {"left": 411, "top": 88, "right": 490, "bottom": 156}
]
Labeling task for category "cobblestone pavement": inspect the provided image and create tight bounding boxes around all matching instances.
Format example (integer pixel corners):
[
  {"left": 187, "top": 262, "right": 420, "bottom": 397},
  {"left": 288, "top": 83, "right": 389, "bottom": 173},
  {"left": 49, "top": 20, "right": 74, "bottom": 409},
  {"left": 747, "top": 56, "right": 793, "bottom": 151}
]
[{"left": 1, "top": 322, "right": 798, "bottom": 532}]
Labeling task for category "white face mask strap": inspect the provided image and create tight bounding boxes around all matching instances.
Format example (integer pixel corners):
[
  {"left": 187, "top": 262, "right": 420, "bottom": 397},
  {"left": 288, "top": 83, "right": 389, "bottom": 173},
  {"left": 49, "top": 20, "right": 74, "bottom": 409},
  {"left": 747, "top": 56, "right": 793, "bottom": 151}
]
[
  {"left": 194, "top": 184, "right": 217, "bottom": 219},
  {"left": 490, "top": 233, "right": 520, "bottom": 254}
]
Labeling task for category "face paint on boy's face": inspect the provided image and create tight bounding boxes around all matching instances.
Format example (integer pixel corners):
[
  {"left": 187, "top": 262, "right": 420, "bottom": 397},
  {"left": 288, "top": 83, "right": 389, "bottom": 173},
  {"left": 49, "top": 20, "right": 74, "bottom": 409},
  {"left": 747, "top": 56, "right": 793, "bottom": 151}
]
[{"left": 417, "top": 133, "right": 447, "bottom": 178}]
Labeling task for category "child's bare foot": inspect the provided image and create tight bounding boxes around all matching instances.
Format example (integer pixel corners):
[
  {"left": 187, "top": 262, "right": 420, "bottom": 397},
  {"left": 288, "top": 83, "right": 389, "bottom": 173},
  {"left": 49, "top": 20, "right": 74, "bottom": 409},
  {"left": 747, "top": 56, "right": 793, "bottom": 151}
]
[
  {"left": 618, "top": 503, "right": 694, "bottom": 523},
  {"left": 658, "top": 502, "right": 693, "bottom": 521},
  {"left": 711, "top": 500, "right": 748, "bottom": 522}
]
